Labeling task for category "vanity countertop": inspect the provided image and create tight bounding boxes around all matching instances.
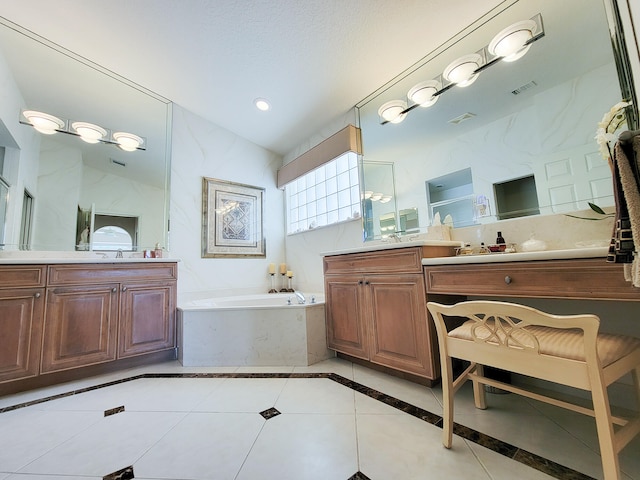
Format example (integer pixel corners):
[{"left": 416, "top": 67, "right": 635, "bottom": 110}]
[
  {"left": 421, "top": 246, "right": 608, "bottom": 265},
  {"left": 0, "top": 254, "right": 179, "bottom": 265},
  {"left": 321, "top": 239, "right": 464, "bottom": 256}
]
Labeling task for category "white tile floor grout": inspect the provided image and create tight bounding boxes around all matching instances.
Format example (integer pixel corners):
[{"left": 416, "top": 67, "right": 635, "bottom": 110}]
[{"left": 0, "top": 357, "right": 638, "bottom": 480}]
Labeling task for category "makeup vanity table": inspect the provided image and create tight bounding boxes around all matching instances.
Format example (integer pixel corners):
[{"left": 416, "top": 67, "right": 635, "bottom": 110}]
[{"left": 323, "top": 242, "right": 637, "bottom": 386}]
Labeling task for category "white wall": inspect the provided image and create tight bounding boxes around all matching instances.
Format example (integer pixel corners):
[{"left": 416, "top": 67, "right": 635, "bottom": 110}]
[{"left": 169, "top": 105, "right": 286, "bottom": 302}]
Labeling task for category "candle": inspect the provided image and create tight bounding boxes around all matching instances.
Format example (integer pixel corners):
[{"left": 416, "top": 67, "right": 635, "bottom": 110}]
[
  {"left": 268, "top": 263, "right": 276, "bottom": 274},
  {"left": 279, "top": 263, "right": 287, "bottom": 274},
  {"left": 286, "top": 270, "right": 293, "bottom": 278}
]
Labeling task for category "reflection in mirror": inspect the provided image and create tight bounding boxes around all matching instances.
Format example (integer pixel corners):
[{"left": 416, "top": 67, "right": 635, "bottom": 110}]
[
  {"left": 0, "top": 17, "right": 172, "bottom": 252},
  {"left": 361, "top": 162, "right": 396, "bottom": 240},
  {"left": 357, "top": 0, "right": 637, "bottom": 241}
]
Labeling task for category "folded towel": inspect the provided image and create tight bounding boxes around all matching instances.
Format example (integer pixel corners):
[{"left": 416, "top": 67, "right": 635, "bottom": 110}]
[{"left": 609, "top": 134, "right": 640, "bottom": 286}]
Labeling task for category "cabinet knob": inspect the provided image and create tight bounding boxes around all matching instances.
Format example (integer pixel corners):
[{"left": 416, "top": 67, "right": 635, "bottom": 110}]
[
  {"left": 34, "top": 292, "right": 41, "bottom": 298},
  {"left": 112, "top": 287, "right": 117, "bottom": 293},
  {"left": 365, "top": 281, "right": 370, "bottom": 285},
  {"left": 358, "top": 280, "right": 363, "bottom": 285},
  {"left": 122, "top": 286, "right": 127, "bottom": 292},
  {"left": 504, "top": 275, "right": 512, "bottom": 284}
]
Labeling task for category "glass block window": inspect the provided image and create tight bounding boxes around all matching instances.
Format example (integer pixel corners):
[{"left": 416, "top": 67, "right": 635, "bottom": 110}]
[{"left": 285, "top": 152, "right": 360, "bottom": 234}]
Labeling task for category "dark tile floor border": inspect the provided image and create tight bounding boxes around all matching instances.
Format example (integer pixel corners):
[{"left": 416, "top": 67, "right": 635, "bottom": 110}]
[{"left": 0, "top": 372, "right": 596, "bottom": 480}]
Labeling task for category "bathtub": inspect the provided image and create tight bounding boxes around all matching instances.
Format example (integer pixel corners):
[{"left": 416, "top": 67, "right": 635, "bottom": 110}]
[{"left": 177, "top": 293, "right": 333, "bottom": 367}]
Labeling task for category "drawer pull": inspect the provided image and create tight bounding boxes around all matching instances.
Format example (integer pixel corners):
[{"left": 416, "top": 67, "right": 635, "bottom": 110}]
[
  {"left": 504, "top": 275, "right": 512, "bottom": 285},
  {"left": 34, "top": 292, "right": 41, "bottom": 298},
  {"left": 358, "top": 280, "right": 364, "bottom": 285},
  {"left": 122, "top": 286, "right": 128, "bottom": 292},
  {"left": 365, "top": 281, "right": 370, "bottom": 285},
  {"left": 112, "top": 287, "right": 117, "bottom": 293}
]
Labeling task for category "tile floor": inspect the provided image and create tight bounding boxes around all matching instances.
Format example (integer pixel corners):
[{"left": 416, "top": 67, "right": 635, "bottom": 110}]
[{"left": 0, "top": 357, "right": 638, "bottom": 480}]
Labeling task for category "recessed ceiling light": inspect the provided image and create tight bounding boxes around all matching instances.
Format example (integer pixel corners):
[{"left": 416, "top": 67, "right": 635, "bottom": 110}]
[{"left": 254, "top": 98, "right": 270, "bottom": 111}]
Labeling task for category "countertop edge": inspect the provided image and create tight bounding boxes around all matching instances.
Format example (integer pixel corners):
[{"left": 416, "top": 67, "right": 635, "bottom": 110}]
[
  {"left": 0, "top": 258, "right": 181, "bottom": 265},
  {"left": 421, "top": 247, "right": 609, "bottom": 265}
]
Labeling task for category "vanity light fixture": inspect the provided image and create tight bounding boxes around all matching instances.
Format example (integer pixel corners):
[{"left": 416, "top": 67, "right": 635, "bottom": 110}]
[
  {"left": 443, "top": 53, "right": 483, "bottom": 87},
  {"left": 22, "top": 110, "right": 65, "bottom": 135},
  {"left": 378, "top": 13, "right": 544, "bottom": 125},
  {"left": 113, "top": 132, "right": 144, "bottom": 152},
  {"left": 378, "top": 100, "right": 408, "bottom": 124},
  {"left": 20, "top": 109, "right": 146, "bottom": 151},
  {"left": 488, "top": 19, "right": 537, "bottom": 62},
  {"left": 407, "top": 80, "right": 441, "bottom": 107},
  {"left": 379, "top": 195, "right": 392, "bottom": 203},
  {"left": 71, "top": 121, "right": 107, "bottom": 144}
]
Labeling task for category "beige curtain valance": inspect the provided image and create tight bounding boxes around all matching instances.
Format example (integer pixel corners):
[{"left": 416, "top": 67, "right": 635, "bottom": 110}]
[{"left": 277, "top": 124, "right": 362, "bottom": 188}]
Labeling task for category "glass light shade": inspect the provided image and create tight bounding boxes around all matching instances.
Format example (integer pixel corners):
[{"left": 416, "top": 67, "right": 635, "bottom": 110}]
[
  {"left": 370, "top": 192, "right": 383, "bottom": 201},
  {"left": 489, "top": 20, "right": 537, "bottom": 62},
  {"left": 364, "top": 190, "right": 373, "bottom": 199},
  {"left": 113, "top": 132, "right": 143, "bottom": 152},
  {"left": 23, "top": 110, "right": 64, "bottom": 135},
  {"left": 71, "top": 122, "right": 107, "bottom": 144},
  {"left": 379, "top": 195, "right": 392, "bottom": 203},
  {"left": 443, "top": 54, "right": 482, "bottom": 87},
  {"left": 378, "top": 100, "right": 407, "bottom": 124},
  {"left": 407, "top": 80, "right": 441, "bottom": 107}
]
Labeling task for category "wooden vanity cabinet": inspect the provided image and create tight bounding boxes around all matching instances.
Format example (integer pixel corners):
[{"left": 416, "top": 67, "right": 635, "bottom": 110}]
[
  {"left": 324, "top": 245, "right": 455, "bottom": 380},
  {"left": 41, "top": 263, "right": 177, "bottom": 373},
  {"left": 0, "top": 266, "right": 46, "bottom": 383}
]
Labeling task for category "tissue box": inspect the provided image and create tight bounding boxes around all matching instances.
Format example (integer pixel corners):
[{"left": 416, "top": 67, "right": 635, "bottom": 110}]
[{"left": 425, "top": 225, "right": 452, "bottom": 241}]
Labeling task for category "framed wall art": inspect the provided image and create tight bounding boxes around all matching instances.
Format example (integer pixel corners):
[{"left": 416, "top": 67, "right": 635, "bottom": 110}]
[{"left": 202, "top": 177, "right": 265, "bottom": 258}]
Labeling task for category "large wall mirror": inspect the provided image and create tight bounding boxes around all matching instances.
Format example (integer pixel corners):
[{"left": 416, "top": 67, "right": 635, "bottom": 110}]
[
  {"left": 0, "top": 17, "right": 172, "bottom": 252},
  {"left": 357, "top": 0, "right": 638, "bottom": 240}
]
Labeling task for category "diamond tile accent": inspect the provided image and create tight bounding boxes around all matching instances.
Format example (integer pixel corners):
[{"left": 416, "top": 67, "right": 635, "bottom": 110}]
[
  {"left": 104, "top": 405, "right": 125, "bottom": 417},
  {"left": 103, "top": 465, "right": 134, "bottom": 480},
  {"left": 259, "top": 407, "right": 281, "bottom": 420}
]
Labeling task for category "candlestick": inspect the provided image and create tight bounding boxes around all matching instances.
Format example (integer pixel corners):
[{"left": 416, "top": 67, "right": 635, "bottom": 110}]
[
  {"left": 287, "top": 275, "right": 294, "bottom": 292},
  {"left": 268, "top": 263, "right": 276, "bottom": 274},
  {"left": 268, "top": 273, "right": 277, "bottom": 293},
  {"left": 286, "top": 270, "right": 293, "bottom": 278},
  {"left": 279, "top": 263, "right": 287, "bottom": 274},
  {"left": 279, "top": 273, "right": 288, "bottom": 292}
]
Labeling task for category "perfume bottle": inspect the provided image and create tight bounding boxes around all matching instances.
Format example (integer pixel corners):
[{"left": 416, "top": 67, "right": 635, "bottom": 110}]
[{"left": 496, "top": 231, "right": 505, "bottom": 244}]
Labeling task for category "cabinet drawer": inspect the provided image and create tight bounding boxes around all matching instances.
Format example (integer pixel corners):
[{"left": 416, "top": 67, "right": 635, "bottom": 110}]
[
  {"left": 48, "top": 262, "right": 177, "bottom": 286},
  {"left": 324, "top": 247, "right": 424, "bottom": 274},
  {"left": 424, "top": 258, "right": 638, "bottom": 300},
  {"left": 0, "top": 265, "right": 46, "bottom": 288}
]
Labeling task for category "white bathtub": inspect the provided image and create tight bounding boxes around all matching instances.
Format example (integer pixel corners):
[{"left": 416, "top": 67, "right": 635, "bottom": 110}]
[{"left": 177, "top": 293, "right": 333, "bottom": 367}]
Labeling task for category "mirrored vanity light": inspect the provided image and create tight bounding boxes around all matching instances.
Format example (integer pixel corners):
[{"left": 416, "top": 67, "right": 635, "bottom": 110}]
[
  {"left": 377, "top": 13, "right": 544, "bottom": 125},
  {"left": 488, "top": 19, "right": 538, "bottom": 62},
  {"left": 20, "top": 109, "right": 146, "bottom": 151},
  {"left": 112, "top": 131, "right": 144, "bottom": 151},
  {"left": 71, "top": 121, "right": 107, "bottom": 144},
  {"left": 407, "top": 79, "right": 441, "bottom": 107},
  {"left": 443, "top": 53, "right": 483, "bottom": 87},
  {"left": 21, "top": 110, "right": 65, "bottom": 134},
  {"left": 378, "top": 100, "right": 407, "bottom": 124}
]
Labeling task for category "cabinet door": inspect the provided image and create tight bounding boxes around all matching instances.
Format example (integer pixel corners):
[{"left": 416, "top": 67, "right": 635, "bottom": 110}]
[
  {"left": 324, "top": 274, "right": 368, "bottom": 360},
  {"left": 118, "top": 281, "right": 176, "bottom": 358},
  {"left": 42, "top": 284, "right": 118, "bottom": 373},
  {"left": 367, "top": 274, "right": 435, "bottom": 378},
  {"left": 0, "top": 288, "right": 44, "bottom": 382}
]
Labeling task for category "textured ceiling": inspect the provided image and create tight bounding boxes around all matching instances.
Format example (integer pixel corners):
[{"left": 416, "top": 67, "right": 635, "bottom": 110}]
[{"left": 0, "top": 0, "right": 503, "bottom": 156}]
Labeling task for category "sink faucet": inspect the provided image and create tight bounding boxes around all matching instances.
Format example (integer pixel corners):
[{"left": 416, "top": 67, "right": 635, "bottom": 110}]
[{"left": 294, "top": 291, "right": 306, "bottom": 304}]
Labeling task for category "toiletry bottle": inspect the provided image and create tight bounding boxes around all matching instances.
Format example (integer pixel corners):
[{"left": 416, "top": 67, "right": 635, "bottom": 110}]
[
  {"left": 496, "top": 231, "right": 505, "bottom": 244},
  {"left": 154, "top": 243, "right": 162, "bottom": 258},
  {"left": 478, "top": 242, "right": 490, "bottom": 254}
]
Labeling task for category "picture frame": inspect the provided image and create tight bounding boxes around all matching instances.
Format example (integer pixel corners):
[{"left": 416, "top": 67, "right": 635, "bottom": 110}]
[{"left": 202, "top": 177, "right": 266, "bottom": 258}]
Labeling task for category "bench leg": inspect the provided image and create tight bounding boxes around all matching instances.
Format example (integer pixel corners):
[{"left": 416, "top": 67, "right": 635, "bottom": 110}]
[{"left": 591, "top": 378, "right": 620, "bottom": 479}]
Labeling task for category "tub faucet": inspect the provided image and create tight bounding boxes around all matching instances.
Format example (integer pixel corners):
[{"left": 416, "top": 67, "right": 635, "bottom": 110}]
[{"left": 294, "top": 291, "right": 306, "bottom": 304}]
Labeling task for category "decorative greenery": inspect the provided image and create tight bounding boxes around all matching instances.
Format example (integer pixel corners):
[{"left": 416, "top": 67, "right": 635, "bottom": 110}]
[
  {"left": 565, "top": 202, "right": 614, "bottom": 221},
  {"left": 595, "top": 101, "right": 630, "bottom": 160}
]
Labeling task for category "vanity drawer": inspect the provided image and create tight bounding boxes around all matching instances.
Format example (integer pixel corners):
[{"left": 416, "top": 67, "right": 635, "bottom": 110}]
[
  {"left": 324, "top": 247, "right": 424, "bottom": 274},
  {"left": 48, "top": 263, "right": 177, "bottom": 286},
  {"left": 0, "top": 265, "right": 46, "bottom": 289},
  {"left": 424, "top": 258, "right": 639, "bottom": 301}
]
